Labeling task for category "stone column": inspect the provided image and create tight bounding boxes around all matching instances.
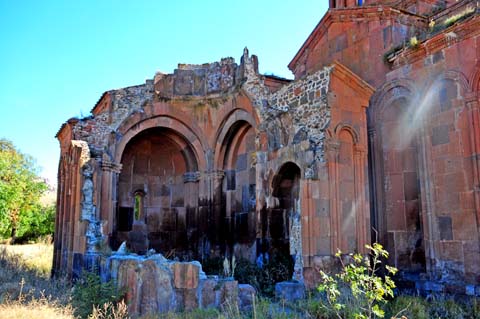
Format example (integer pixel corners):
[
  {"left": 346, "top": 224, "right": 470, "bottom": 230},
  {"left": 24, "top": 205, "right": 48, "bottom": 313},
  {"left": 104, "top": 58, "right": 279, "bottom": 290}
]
[
  {"left": 354, "top": 145, "right": 368, "bottom": 254},
  {"left": 209, "top": 170, "right": 225, "bottom": 252},
  {"left": 184, "top": 171, "right": 201, "bottom": 256},
  {"left": 325, "top": 140, "right": 340, "bottom": 253},
  {"left": 465, "top": 97, "right": 480, "bottom": 281},
  {"left": 367, "top": 127, "right": 385, "bottom": 244},
  {"left": 417, "top": 118, "right": 437, "bottom": 279},
  {"left": 291, "top": 195, "right": 303, "bottom": 282},
  {"left": 100, "top": 158, "right": 122, "bottom": 243},
  {"left": 466, "top": 98, "right": 480, "bottom": 238}
]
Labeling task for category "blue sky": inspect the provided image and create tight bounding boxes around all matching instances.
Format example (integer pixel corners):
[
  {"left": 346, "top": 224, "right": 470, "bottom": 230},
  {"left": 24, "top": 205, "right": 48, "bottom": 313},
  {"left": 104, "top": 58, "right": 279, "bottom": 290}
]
[{"left": 0, "top": 1, "right": 328, "bottom": 185}]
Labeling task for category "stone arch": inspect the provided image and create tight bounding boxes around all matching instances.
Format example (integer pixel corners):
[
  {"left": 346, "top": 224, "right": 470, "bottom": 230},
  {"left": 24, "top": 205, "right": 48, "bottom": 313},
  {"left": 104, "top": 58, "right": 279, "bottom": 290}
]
[
  {"left": 469, "top": 67, "right": 480, "bottom": 97},
  {"left": 426, "top": 70, "right": 469, "bottom": 115},
  {"left": 115, "top": 115, "right": 207, "bottom": 172},
  {"left": 369, "top": 78, "right": 417, "bottom": 126},
  {"left": 441, "top": 70, "right": 470, "bottom": 95},
  {"left": 214, "top": 111, "right": 257, "bottom": 259},
  {"left": 334, "top": 123, "right": 360, "bottom": 144},
  {"left": 213, "top": 108, "right": 257, "bottom": 171}
]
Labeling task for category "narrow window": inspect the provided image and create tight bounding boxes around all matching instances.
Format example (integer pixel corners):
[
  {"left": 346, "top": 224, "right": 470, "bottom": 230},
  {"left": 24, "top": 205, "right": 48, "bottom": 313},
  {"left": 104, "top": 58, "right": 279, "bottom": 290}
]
[
  {"left": 357, "top": 0, "right": 363, "bottom": 5},
  {"left": 133, "top": 191, "right": 145, "bottom": 221}
]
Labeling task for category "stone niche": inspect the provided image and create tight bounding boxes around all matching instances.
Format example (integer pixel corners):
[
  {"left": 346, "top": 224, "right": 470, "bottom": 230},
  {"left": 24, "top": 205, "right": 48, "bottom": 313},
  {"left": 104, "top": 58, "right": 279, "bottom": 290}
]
[{"left": 101, "top": 250, "right": 255, "bottom": 317}]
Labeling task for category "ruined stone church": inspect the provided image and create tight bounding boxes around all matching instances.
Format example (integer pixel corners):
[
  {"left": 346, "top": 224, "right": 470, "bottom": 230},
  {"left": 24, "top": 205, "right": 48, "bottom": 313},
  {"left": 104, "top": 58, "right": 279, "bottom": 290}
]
[{"left": 54, "top": 0, "right": 480, "bottom": 295}]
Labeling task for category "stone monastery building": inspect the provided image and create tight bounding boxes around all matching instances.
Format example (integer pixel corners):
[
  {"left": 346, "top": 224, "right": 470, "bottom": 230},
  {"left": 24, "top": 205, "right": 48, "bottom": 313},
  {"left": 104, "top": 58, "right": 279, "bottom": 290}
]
[{"left": 55, "top": 0, "right": 480, "bottom": 294}]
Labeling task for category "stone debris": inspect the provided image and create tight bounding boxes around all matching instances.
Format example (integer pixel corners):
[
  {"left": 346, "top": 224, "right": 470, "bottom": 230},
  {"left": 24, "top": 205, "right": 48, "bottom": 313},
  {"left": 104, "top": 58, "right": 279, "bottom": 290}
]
[{"left": 101, "top": 253, "right": 252, "bottom": 316}]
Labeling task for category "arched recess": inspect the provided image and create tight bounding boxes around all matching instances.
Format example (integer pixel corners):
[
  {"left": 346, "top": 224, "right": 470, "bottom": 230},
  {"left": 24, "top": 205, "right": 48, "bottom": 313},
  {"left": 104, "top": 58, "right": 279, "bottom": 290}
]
[
  {"left": 261, "top": 162, "right": 301, "bottom": 282},
  {"left": 469, "top": 67, "right": 480, "bottom": 98},
  {"left": 113, "top": 126, "right": 202, "bottom": 259},
  {"left": 334, "top": 125, "right": 360, "bottom": 253},
  {"left": 115, "top": 115, "right": 207, "bottom": 172},
  {"left": 425, "top": 72, "right": 479, "bottom": 282},
  {"left": 213, "top": 108, "right": 257, "bottom": 170},
  {"left": 369, "top": 80, "right": 426, "bottom": 273},
  {"left": 216, "top": 117, "right": 257, "bottom": 259}
]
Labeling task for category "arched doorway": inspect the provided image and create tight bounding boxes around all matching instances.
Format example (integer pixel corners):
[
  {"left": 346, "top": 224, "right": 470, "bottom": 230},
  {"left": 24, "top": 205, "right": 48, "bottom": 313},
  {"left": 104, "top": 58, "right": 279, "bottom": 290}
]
[
  {"left": 113, "top": 127, "right": 200, "bottom": 258},
  {"left": 262, "top": 162, "right": 301, "bottom": 281}
]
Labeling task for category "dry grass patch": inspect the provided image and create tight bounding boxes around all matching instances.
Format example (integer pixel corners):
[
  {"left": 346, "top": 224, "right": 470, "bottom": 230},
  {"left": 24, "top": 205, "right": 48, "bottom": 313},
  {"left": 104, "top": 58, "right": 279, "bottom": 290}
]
[
  {"left": 0, "top": 242, "right": 72, "bottom": 318},
  {"left": 0, "top": 294, "right": 74, "bottom": 319},
  {"left": 0, "top": 245, "right": 70, "bottom": 303},
  {"left": 0, "top": 241, "right": 53, "bottom": 276}
]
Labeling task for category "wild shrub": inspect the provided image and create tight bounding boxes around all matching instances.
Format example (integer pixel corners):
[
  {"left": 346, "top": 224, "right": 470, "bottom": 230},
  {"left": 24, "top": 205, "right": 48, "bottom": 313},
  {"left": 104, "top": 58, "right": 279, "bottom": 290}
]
[
  {"left": 72, "top": 271, "right": 124, "bottom": 319},
  {"left": 317, "top": 243, "right": 397, "bottom": 319},
  {"left": 88, "top": 300, "right": 129, "bottom": 319}
]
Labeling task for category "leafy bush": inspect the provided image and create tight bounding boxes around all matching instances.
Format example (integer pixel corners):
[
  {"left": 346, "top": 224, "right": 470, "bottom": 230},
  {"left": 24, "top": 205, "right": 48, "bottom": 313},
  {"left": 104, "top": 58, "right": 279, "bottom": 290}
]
[
  {"left": 317, "top": 243, "right": 397, "bottom": 319},
  {"left": 72, "top": 271, "right": 124, "bottom": 319}
]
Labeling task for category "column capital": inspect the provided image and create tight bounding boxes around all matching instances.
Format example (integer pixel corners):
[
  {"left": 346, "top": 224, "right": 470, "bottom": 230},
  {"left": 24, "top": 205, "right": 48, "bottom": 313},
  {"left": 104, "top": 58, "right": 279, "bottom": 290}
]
[
  {"left": 325, "top": 140, "right": 340, "bottom": 152},
  {"left": 466, "top": 98, "right": 479, "bottom": 109},
  {"left": 354, "top": 144, "right": 367, "bottom": 154},
  {"left": 183, "top": 171, "right": 201, "bottom": 183},
  {"left": 210, "top": 170, "right": 225, "bottom": 180},
  {"left": 101, "top": 160, "right": 122, "bottom": 173}
]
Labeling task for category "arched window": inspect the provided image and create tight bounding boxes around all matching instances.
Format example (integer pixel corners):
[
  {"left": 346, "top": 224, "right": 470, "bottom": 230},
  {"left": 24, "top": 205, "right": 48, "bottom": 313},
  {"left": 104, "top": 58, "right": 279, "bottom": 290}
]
[{"left": 133, "top": 190, "right": 145, "bottom": 221}]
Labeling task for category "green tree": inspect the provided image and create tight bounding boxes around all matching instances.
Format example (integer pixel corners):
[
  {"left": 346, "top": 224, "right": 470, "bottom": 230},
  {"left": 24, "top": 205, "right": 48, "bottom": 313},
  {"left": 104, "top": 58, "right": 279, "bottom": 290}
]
[
  {"left": 0, "top": 139, "right": 48, "bottom": 242},
  {"left": 17, "top": 203, "right": 56, "bottom": 241}
]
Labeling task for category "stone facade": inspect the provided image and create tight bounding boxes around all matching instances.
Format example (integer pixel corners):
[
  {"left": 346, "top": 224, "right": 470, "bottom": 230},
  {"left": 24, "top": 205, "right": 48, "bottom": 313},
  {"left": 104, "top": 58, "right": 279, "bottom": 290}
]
[{"left": 55, "top": 0, "right": 480, "bottom": 308}]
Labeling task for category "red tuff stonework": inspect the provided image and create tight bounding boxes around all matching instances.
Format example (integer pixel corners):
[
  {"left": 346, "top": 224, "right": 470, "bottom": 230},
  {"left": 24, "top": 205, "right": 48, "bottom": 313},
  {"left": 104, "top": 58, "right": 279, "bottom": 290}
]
[{"left": 54, "top": 0, "right": 480, "bottom": 299}]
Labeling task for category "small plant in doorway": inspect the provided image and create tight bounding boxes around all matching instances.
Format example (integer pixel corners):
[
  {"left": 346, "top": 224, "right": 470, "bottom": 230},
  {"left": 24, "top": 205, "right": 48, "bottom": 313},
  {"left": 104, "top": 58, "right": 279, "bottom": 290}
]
[{"left": 223, "top": 255, "right": 236, "bottom": 279}]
